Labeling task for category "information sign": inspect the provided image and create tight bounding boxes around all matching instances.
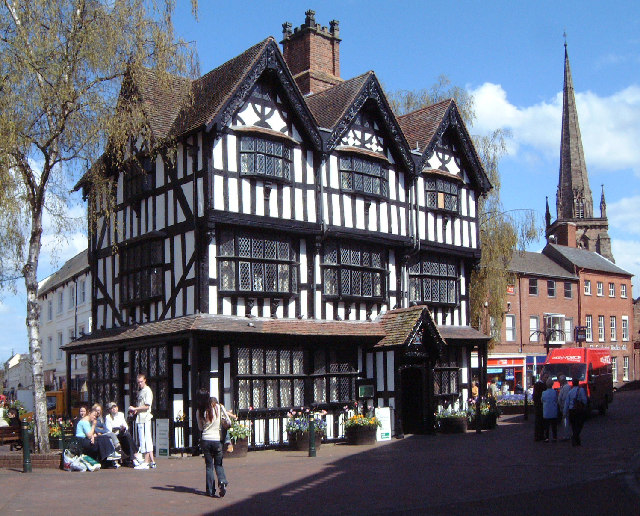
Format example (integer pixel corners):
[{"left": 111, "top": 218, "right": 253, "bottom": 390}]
[
  {"left": 155, "top": 418, "right": 170, "bottom": 457},
  {"left": 375, "top": 407, "right": 392, "bottom": 441}
]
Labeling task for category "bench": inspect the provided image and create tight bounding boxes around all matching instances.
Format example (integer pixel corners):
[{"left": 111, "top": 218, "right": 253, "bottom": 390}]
[{"left": 0, "top": 426, "right": 22, "bottom": 450}]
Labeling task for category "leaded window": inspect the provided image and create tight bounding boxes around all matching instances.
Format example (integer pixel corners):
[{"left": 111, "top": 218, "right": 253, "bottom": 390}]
[
  {"left": 408, "top": 254, "right": 458, "bottom": 306},
  {"left": 88, "top": 351, "right": 120, "bottom": 410},
  {"left": 120, "top": 239, "right": 163, "bottom": 306},
  {"left": 218, "top": 230, "right": 298, "bottom": 295},
  {"left": 434, "top": 348, "right": 461, "bottom": 406},
  {"left": 239, "top": 136, "right": 291, "bottom": 181},
  {"left": 322, "top": 241, "right": 386, "bottom": 300},
  {"left": 129, "top": 345, "right": 169, "bottom": 417},
  {"left": 339, "top": 155, "right": 388, "bottom": 198},
  {"left": 123, "top": 156, "right": 154, "bottom": 201},
  {"left": 236, "top": 348, "right": 305, "bottom": 410},
  {"left": 311, "top": 349, "right": 357, "bottom": 404},
  {"left": 426, "top": 176, "right": 459, "bottom": 213}
]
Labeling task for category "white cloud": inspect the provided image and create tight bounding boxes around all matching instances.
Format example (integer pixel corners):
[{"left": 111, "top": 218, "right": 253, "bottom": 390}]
[
  {"left": 470, "top": 83, "right": 640, "bottom": 175},
  {"left": 610, "top": 239, "right": 640, "bottom": 295},
  {"left": 607, "top": 195, "right": 640, "bottom": 237}
]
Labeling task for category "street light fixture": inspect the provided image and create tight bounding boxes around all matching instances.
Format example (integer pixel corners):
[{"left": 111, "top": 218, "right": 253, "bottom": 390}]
[{"left": 530, "top": 328, "right": 566, "bottom": 356}]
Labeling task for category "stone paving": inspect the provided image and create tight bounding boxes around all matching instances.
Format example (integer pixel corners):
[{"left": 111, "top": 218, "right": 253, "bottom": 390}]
[{"left": 1, "top": 390, "right": 639, "bottom": 515}]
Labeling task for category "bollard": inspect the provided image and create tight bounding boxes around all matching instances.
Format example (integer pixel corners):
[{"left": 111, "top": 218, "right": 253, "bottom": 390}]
[
  {"left": 524, "top": 391, "right": 529, "bottom": 421},
  {"left": 21, "top": 421, "right": 32, "bottom": 473},
  {"left": 308, "top": 417, "right": 316, "bottom": 457}
]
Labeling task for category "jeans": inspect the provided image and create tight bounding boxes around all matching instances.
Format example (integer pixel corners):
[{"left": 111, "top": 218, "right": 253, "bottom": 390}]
[{"left": 201, "top": 440, "right": 227, "bottom": 495}]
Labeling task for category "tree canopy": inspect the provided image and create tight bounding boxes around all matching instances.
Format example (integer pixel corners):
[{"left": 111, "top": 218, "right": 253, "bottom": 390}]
[{"left": 0, "top": 0, "right": 198, "bottom": 451}]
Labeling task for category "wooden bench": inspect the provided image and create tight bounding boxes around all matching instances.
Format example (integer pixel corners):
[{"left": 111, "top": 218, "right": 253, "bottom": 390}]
[{"left": 0, "top": 426, "right": 22, "bottom": 450}]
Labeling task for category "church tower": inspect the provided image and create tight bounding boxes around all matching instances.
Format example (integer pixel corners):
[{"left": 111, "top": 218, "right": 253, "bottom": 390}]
[{"left": 546, "top": 42, "right": 614, "bottom": 262}]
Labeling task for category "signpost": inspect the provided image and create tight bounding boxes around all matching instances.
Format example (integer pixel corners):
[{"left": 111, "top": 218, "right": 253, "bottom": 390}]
[{"left": 155, "top": 418, "right": 170, "bottom": 458}]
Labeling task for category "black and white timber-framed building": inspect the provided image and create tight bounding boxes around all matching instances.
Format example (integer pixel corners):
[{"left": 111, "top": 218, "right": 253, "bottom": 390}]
[{"left": 66, "top": 10, "right": 491, "bottom": 449}]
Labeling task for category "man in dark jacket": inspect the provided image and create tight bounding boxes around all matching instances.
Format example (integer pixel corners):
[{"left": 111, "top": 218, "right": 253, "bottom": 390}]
[{"left": 532, "top": 373, "right": 548, "bottom": 441}]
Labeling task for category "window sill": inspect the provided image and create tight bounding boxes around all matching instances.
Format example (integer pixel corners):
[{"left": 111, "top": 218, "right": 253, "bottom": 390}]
[
  {"left": 339, "top": 189, "right": 389, "bottom": 203},
  {"left": 239, "top": 173, "right": 292, "bottom": 185}
]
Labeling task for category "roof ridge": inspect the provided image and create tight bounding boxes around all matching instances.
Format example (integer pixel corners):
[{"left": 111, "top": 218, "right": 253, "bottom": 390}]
[{"left": 396, "top": 98, "right": 453, "bottom": 120}]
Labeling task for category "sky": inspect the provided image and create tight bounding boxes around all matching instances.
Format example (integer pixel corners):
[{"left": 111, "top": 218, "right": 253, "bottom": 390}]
[{"left": 1, "top": 0, "right": 639, "bottom": 363}]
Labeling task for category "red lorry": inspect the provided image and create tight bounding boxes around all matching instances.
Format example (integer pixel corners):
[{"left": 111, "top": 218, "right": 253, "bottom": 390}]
[{"left": 541, "top": 347, "right": 613, "bottom": 415}]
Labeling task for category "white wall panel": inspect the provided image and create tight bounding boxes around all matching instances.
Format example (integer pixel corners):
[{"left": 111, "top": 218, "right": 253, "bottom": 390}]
[
  {"left": 355, "top": 198, "right": 365, "bottom": 229},
  {"left": 213, "top": 139, "right": 223, "bottom": 170},
  {"left": 228, "top": 177, "right": 239, "bottom": 212},
  {"left": 227, "top": 134, "right": 237, "bottom": 173},
  {"left": 241, "top": 178, "right": 251, "bottom": 214},
  {"left": 343, "top": 197, "right": 353, "bottom": 228},
  {"left": 368, "top": 203, "right": 377, "bottom": 232},
  {"left": 208, "top": 286, "right": 218, "bottom": 314},
  {"left": 307, "top": 190, "right": 315, "bottom": 223}
]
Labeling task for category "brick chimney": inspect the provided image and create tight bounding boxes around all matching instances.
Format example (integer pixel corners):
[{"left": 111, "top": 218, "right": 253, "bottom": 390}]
[
  {"left": 550, "top": 222, "right": 577, "bottom": 248},
  {"left": 281, "top": 10, "right": 342, "bottom": 95}
]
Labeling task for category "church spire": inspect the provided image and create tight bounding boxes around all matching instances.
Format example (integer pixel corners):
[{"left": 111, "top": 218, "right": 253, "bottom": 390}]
[
  {"left": 557, "top": 42, "right": 593, "bottom": 220},
  {"left": 600, "top": 184, "right": 607, "bottom": 218}
]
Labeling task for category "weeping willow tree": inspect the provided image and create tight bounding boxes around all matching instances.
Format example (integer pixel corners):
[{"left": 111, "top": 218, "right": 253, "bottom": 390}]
[
  {"left": 0, "top": 0, "right": 198, "bottom": 452},
  {"left": 388, "top": 76, "right": 540, "bottom": 346}
]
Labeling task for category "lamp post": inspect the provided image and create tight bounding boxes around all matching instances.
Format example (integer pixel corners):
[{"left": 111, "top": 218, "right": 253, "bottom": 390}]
[{"left": 530, "top": 328, "right": 566, "bottom": 357}]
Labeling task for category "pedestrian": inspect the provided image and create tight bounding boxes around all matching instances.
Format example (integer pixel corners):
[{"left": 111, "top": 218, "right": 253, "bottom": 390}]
[
  {"left": 105, "top": 401, "right": 138, "bottom": 466},
  {"left": 532, "top": 373, "right": 548, "bottom": 441},
  {"left": 564, "top": 378, "right": 588, "bottom": 446},
  {"left": 129, "top": 373, "right": 156, "bottom": 469},
  {"left": 196, "top": 388, "right": 230, "bottom": 498},
  {"left": 76, "top": 406, "right": 120, "bottom": 463},
  {"left": 471, "top": 380, "right": 479, "bottom": 400},
  {"left": 73, "top": 406, "right": 87, "bottom": 434},
  {"left": 488, "top": 378, "right": 498, "bottom": 398},
  {"left": 556, "top": 375, "right": 571, "bottom": 441},
  {"left": 541, "top": 377, "right": 558, "bottom": 442}
]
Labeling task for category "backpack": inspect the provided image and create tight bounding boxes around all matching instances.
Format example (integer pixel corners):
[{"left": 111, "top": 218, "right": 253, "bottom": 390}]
[{"left": 573, "top": 388, "right": 586, "bottom": 412}]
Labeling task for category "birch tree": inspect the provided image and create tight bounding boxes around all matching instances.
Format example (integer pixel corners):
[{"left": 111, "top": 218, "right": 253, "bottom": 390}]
[{"left": 0, "top": 0, "right": 197, "bottom": 452}]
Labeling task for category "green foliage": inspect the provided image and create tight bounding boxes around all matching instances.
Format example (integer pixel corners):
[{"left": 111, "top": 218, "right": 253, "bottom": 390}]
[{"left": 227, "top": 420, "right": 251, "bottom": 443}]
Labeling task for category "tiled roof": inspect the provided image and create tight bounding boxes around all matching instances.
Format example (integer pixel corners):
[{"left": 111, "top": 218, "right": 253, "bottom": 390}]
[
  {"left": 305, "top": 72, "right": 372, "bottom": 129},
  {"left": 543, "top": 244, "right": 632, "bottom": 277},
  {"left": 37, "top": 250, "right": 89, "bottom": 298},
  {"left": 508, "top": 250, "right": 577, "bottom": 280},
  {"left": 172, "top": 38, "right": 271, "bottom": 136},
  {"left": 63, "top": 313, "right": 384, "bottom": 350},
  {"left": 375, "top": 305, "right": 427, "bottom": 348},
  {"left": 438, "top": 325, "right": 491, "bottom": 342},
  {"left": 134, "top": 68, "right": 192, "bottom": 142},
  {"left": 397, "top": 99, "right": 452, "bottom": 153}
]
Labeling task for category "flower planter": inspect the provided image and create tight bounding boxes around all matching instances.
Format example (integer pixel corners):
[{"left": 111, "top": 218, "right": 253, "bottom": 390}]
[
  {"left": 345, "top": 425, "right": 377, "bottom": 445},
  {"left": 288, "top": 431, "right": 322, "bottom": 451},
  {"left": 49, "top": 437, "right": 64, "bottom": 449},
  {"left": 225, "top": 437, "right": 248, "bottom": 458},
  {"left": 468, "top": 413, "right": 498, "bottom": 430},
  {"left": 437, "top": 417, "right": 468, "bottom": 434},
  {"left": 498, "top": 405, "right": 524, "bottom": 416}
]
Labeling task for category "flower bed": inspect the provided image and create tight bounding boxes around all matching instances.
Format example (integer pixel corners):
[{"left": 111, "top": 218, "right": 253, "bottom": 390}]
[
  {"left": 343, "top": 413, "right": 381, "bottom": 445},
  {"left": 285, "top": 410, "right": 326, "bottom": 450},
  {"left": 496, "top": 394, "right": 526, "bottom": 415}
]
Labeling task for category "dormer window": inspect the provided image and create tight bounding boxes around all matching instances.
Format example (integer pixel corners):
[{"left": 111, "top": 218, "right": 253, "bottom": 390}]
[
  {"left": 239, "top": 136, "right": 291, "bottom": 181},
  {"left": 120, "top": 238, "right": 163, "bottom": 306},
  {"left": 339, "top": 155, "right": 388, "bottom": 198},
  {"left": 123, "top": 156, "right": 154, "bottom": 201},
  {"left": 426, "top": 177, "right": 459, "bottom": 213}
]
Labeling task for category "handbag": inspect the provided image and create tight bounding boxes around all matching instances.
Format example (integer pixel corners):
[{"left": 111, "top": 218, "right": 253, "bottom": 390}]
[{"left": 220, "top": 405, "right": 232, "bottom": 430}]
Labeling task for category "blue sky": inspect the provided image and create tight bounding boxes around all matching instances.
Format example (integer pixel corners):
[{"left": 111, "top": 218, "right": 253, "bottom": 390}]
[{"left": 1, "top": 0, "right": 639, "bottom": 361}]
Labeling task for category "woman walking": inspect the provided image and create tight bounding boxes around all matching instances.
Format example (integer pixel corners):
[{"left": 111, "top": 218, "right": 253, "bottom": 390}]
[
  {"left": 541, "top": 377, "right": 558, "bottom": 442},
  {"left": 196, "top": 389, "right": 230, "bottom": 498}
]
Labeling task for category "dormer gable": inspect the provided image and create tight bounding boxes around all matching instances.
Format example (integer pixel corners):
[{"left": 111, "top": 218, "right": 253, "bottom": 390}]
[{"left": 306, "top": 72, "right": 414, "bottom": 174}]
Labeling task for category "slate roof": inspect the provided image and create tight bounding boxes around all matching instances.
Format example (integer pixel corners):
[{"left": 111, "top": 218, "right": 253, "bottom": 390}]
[
  {"left": 508, "top": 250, "right": 577, "bottom": 280},
  {"left": 38, "top": 250, "right": 89, "bottom": 298},
  {"left": 438, "top": 325, "right": 491, "bottom": 342},
  {"left": 397, "top": 99, "right": 452, "bottom": 153},
  {"left": 376, "top": 305, "right": 429, "bottom": 348},
  {"left": 305, "top": 72, "right": 372, "bottom": 129},
  {"left": 543, "top": 244, "right": 632, "bottom": 277}
]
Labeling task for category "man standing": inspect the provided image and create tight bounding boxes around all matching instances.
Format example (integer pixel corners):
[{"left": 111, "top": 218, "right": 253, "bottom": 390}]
[
  {"left": 532, "top": 373, "right": 548, "bottom": 442},
  {"left": 129, "top": 373, "right": 156, "bottom": 469}
]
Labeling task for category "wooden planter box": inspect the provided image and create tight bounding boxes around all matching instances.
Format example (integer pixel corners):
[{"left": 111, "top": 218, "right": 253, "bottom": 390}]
[
  {"left": 437, "top": 417, "right": 468, "bottom": 434},
  {"left": 225, "top": 437, "right": 248, "bottom": 458},
  {"left": 498, "top": 405, "right": 525, "bottom": 416},
  {"left": 288, "top": 432, "right": 322, "bottom": 451},
  {"left": 49, "top": 437, "right": 64, "bottom": 450},
  {"left": 345, "top": 425, "right": 377, "bottom": 445}
]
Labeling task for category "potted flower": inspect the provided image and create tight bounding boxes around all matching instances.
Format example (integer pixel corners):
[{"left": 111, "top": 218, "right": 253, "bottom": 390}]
[
  {"left": 496, "top": 394, "right": 526, "bottom": 415},
  {"left": 344, "top": 413, "right": 381, "bottom": 445},
  {"left": 286, "top": 410, "right": 326, "bottom": 451},
  {"left": 225, "top": 421, "right": 251, "bottom": 458},
  {"left": 49, "top": 421, "right": 64, "bottom": 449},
  {"left": 435, "top": 407, "right": 468, "bottom": 433}
]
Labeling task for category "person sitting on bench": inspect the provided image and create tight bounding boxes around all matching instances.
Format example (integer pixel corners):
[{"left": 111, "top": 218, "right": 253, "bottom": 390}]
[{"left": 76, "top": 407, "right": 120, "bottom": 464}]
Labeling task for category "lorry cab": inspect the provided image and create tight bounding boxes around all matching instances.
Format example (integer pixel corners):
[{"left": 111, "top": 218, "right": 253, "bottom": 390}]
[{"left": 541, "top": 347, "right": 613, "bottom": 415}]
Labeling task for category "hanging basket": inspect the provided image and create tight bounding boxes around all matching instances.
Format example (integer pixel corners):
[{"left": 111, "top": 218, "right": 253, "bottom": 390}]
[{"left": 344, "top": 425, "right": 378, "bottom": 445}]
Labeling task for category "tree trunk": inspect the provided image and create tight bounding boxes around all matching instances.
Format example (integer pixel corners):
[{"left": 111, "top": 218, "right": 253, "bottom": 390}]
[{"left": 24, "top": 207, "right": 49, "bottom": 454}]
